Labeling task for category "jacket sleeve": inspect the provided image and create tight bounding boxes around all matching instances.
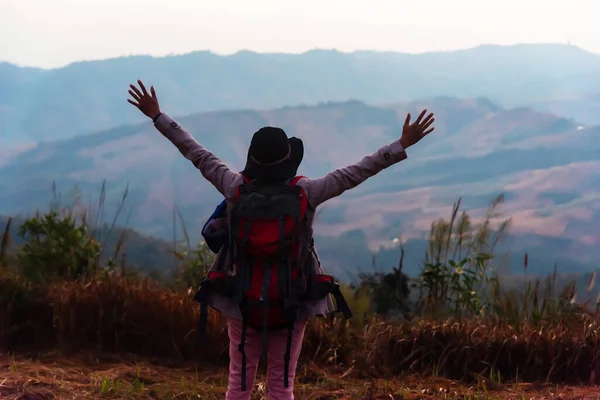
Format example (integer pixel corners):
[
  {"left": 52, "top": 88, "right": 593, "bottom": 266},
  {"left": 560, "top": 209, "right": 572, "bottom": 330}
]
[
  {"left": 304, "top": 140, "right": 408, "bottom": 207},
  {"left": 153, "top": 113, "right": 239, "bottom": 197}
]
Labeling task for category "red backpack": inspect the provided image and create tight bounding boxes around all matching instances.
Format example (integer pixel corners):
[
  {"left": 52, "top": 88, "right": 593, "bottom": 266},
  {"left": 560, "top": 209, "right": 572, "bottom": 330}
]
[{"left": 194, "top": 175, "right": 352, "bottom": 391}]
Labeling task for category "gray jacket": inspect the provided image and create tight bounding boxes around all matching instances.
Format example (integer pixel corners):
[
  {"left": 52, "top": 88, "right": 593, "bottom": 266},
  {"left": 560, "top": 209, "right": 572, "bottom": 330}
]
[{"left": 154, "top": 113, "right": 408, "bottom": 320}]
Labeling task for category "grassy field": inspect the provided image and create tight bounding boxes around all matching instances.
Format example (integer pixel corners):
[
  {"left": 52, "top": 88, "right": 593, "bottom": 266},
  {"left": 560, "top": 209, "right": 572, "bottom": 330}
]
[
  {"left": 2, "top": 271, "right": 600, "bottom": 399},
  {"left": 3, "top": 352, "right": 600, "bottom": 399},
  {"left": 3, "top": 198, "right": 600, "bottom": 399}
]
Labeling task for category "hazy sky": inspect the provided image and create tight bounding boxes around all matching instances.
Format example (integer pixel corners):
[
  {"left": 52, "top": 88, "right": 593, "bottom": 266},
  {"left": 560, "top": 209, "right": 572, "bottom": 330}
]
[{"left": 2, "top": 0, "right": 599, "bottom": 69}]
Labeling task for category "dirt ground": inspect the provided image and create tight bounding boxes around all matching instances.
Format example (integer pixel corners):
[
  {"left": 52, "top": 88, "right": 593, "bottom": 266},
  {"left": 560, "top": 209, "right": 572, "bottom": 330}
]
[{"left": 2, "top": 352, "right": 600, "bottom": 400}]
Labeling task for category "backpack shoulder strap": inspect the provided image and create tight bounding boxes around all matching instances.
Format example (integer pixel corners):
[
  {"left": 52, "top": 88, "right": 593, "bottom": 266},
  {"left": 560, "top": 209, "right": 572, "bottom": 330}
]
[
  {"left": 241, "top": 174, "right": 252, "bottom": 185},
  {"left": 288, "top": 175, "right": 314, "bottom": 212},
  {"left": 288, "top": 175, "right": 305, "bottom": 186},
  {"left": 234, "top": 174, "right": 254, "bottom": 200}
]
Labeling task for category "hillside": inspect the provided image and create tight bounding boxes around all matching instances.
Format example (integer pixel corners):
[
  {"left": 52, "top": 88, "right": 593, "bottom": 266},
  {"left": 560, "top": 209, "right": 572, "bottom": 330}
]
[
  {"left": 2, "top": 43, "right": 600, "bottom": 144},
  {"left": 531, "top": 93, "right": 600, "bottom": 127},
  {"left": 1, "top": 97, "right": 600, "bottom": 276}
]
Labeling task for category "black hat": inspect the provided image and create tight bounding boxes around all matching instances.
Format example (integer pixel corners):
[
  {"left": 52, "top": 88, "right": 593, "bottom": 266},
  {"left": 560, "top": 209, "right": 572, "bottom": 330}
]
[{"left": 242, "top": 126, "right": 304, "bottom": 181}]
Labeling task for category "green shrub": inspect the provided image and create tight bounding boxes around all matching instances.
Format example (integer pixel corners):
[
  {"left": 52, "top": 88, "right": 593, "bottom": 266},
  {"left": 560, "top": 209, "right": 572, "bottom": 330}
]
[
  {"left": 339, "top": 283, "right": 371, "bottom": 327},
  {"left": 412, "top": 195, "right": 510, "bottom": 319},
  {"left": 171, "top": 241, "right": 215, "bottom": 291},
  {"left": 16, "top": 210, "right": 101, "bottom": 282}
]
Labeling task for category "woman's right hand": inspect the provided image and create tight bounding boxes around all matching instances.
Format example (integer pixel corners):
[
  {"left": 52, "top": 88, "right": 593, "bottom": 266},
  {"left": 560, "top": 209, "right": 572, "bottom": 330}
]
[{"left": 127, "top": 80, "right": 162, "bottom": 120}]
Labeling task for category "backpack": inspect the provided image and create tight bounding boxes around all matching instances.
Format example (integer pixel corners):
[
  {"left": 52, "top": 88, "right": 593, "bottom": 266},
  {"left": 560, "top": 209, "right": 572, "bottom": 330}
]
[
  {"left": 201, "top": 199, "right": 228, "bottom": 253},
  {"left": 194, "top": 175, "right": 353, "bottom": 391}
]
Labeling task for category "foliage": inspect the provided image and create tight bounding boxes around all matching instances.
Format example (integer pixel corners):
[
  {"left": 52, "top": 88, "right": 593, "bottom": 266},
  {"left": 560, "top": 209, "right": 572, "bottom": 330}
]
[
  {"left": 489, "top": 262, "right": 595, "bottom": 325},
  {"left": 1, "top": 272, "right": 600, "bottom": 385},
  {"left": 167, "top": 205, "right": 215, "bottom": 292},
  {"left": 170, "top": 241, "right": 215, "bottom": 291},
  {"left": 412, "top": 195, "right": 510, "bottom": 319},
  {"left": 5, "top": 189, "right": 600, "bottom": 388},
  {"left": 348, "top": 194, "right": 596, "bottom": 327},
  {"left": 338, "top": 283, "right": 371, "bottom": 328},
  {"left": 351, "top": 195, "right": 509, "bottom": 320},
  {"left": 356, "top": 248, "right": 412, "bottom": 317},
  {"left": 16, "top": 209, "right": 101, "bottom": 282},
  {"left": 0, "top": 217, "right": 12, "bottom": 268}
]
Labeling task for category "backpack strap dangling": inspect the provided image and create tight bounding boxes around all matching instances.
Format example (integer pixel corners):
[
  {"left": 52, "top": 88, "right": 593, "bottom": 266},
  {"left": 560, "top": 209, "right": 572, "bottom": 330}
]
[
  {"left": 332, "top": 282, "right": 353, "bottom": 319},
  {"left": 283, "top": 307, "right": 297, "bottom": 389},
  {"left": 239, "top": 303, "right": 249, "bottom": 392},
  {"left": 260, "top": 261, "right": 273, "bottom": 361},
  {"left": 277, "top": 216, "right": 289, "bottom": 307},
  {"left": 283, "top": 325, "right": 293, "bottom": 388},
  {"left": 235, "top": 217, "right": 254, "bottom": 303},
  {"left": 198, "top": 301, "right": 209, "bottom": 345},
  {"left": 193, "top": 281, "right": 211, "bottom": 347}
]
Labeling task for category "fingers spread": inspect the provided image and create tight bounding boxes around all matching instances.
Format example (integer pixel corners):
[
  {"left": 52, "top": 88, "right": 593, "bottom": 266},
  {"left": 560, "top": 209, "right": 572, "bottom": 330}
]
[
  {"left": 422, "top": 117, "right": 435, "bottom": 131},
  {"left": 128, "top": 89, "right": 141, "bottom": 102},
  {"left": 414, "top": 109, "right": 427, "bottom": 125},
  {"left": 422, "top": 127, "right": 435, "bottom": 136},
  {"left": 127, "top": 99, "right": 140, "bottom": 109},
  {"left": 421, "top": 112, "right": 434, "bottom": 125},
  {"left": 129, "top": 84, "right": 142, "bottom": 98},
  {"left": 138, "top": 80, "right": 149, "bottom": 96}
]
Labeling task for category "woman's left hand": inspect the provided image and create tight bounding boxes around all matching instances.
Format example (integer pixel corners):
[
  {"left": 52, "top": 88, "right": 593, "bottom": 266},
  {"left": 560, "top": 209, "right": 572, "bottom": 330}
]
[
  {"left": 127, "top": 80, "right": 161, "bottom": 120},
  {"left": 399, "top": 109, "right": 435, "bottom": 149}
]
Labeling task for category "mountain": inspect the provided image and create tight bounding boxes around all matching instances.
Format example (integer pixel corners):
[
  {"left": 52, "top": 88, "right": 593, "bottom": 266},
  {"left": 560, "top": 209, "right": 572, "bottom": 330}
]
[
  {"left": 1, "top": 97, "right": 600, "bottom": 277},
  {"left": 531, "top": 94, "right": 600, "bottom": 126},
  {"left": 2, "top": 44, "right": 600, "bottom": 144}
]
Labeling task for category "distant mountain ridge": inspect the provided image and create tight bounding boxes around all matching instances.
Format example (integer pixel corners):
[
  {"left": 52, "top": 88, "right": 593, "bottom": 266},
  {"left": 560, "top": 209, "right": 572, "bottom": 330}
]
[
  {"left": 2, "top": 97, "right": 600, "bottom": 276},
  {"left": 2, "top": 43, "right": 600, "bottom": 144}
]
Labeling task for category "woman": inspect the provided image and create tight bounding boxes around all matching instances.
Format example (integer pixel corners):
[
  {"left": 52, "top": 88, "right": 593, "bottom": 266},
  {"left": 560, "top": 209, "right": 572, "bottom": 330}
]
[{"left": 127, "top": 80, "right": 435, "bottom": 400}]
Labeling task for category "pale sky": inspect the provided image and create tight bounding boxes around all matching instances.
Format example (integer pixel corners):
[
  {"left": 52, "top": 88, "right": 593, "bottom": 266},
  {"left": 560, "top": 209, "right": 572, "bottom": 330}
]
[{"left": 1, "top": 0, "right": 599, "bottom": 69}]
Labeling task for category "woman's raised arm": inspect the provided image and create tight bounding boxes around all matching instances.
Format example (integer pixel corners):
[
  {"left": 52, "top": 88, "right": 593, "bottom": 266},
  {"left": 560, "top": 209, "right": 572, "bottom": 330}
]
[
  {"left": 127, "top": 80, "right": 239, "bottom": 197},
  {"left": 303, "top": 109, "right": 435, "bottom": 207}
]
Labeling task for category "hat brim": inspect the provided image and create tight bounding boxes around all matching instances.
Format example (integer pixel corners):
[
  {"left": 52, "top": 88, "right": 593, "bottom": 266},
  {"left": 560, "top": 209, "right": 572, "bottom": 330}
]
[{"left": 242, "top": 137, "right": 304, "bottom": 180}]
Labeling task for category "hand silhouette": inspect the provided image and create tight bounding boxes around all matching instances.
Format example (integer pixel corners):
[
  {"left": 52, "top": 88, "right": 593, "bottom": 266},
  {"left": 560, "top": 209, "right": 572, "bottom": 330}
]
[
  {"left": 399, "top": 109, "right": 435, "bottom": 149},
  {"left": 127, "top": 80, "right": 161, "bottom": 120}
]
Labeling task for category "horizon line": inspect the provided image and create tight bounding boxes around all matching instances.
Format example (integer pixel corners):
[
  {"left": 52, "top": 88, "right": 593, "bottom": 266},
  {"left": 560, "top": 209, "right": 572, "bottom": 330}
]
[{"left": 1, "top": 41, "right": 593, "bottom": 71}]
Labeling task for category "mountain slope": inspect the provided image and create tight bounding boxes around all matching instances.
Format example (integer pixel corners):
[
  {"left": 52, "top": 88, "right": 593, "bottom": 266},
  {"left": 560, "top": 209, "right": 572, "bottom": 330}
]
[
  {"left": 2, "top": 44, "right": 600, "bottom": 143},
  {"left": 2, "top": 97, "right": 600, "bottom": 275}
]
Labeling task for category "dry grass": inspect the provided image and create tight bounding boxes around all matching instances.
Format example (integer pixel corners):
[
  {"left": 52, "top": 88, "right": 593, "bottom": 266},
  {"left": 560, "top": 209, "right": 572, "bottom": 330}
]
[
  {"left": 4, "top": 152, "right": 600, "bottom": 398},
  {"left": 2, "top": 352, "right": 600, "bottom": 399},
  {"left": 2, "top": 272, "right": 600, "bottom": 390}
]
